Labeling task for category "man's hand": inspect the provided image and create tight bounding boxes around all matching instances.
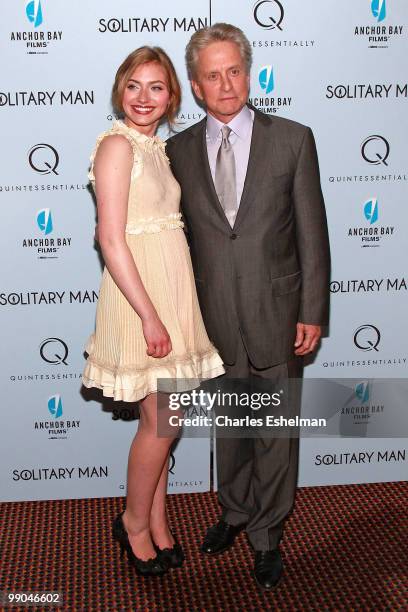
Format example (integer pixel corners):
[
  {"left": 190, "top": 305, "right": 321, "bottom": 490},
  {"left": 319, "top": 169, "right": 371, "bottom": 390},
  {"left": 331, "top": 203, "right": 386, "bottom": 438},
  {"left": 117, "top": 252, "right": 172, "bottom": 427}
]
[{"left": 294, "top": 322, "right": 321, "bottom": 356}]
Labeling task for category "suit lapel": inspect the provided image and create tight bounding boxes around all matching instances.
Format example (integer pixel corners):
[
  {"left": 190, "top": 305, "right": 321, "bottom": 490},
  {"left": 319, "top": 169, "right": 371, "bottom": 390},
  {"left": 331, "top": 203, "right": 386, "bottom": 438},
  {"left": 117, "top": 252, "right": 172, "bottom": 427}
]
[{"left": 233, "top": 110, "right": 271, "bottom": 231}]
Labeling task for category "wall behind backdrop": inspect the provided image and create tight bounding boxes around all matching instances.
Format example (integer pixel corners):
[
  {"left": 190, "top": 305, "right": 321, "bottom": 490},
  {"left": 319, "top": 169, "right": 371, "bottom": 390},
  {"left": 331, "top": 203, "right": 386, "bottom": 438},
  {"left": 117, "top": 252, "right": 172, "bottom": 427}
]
[{"left": 0, "top": 0, "right": 407, "bottom": 502}]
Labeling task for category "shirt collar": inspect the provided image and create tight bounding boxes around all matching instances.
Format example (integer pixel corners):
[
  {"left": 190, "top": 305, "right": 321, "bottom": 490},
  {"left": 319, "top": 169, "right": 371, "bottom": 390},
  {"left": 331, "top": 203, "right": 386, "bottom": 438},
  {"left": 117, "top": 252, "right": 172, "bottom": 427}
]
[{"left": 206, "top": 105, "right": 253, "bottom": 142}]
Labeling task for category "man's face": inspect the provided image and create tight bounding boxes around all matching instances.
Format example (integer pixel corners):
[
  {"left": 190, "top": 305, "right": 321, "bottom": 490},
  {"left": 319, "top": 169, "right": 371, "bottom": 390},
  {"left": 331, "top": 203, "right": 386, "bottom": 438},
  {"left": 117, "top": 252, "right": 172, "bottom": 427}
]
[{"left": 191, "top": 41, "right": 250, "bottom": 122}]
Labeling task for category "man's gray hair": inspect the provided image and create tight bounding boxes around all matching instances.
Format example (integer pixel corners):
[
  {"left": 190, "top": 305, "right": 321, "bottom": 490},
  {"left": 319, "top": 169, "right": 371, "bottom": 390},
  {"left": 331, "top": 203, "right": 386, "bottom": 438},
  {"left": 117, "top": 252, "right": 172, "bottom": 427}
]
[{"left": 186, "top": 22, "right": 253, "bottom": 80}]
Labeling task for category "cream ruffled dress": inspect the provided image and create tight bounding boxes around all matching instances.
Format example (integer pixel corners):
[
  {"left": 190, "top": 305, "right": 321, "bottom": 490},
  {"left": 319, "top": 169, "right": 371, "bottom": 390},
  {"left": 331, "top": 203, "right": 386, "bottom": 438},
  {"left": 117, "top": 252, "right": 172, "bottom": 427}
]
[{"left": 82, "top": 120, "right": 224, "bottom": 402}]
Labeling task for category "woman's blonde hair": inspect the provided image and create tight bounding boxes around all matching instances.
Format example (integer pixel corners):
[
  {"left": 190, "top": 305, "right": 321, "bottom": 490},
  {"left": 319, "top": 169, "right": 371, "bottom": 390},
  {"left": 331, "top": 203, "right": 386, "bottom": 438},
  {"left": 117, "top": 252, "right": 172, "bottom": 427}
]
[{"left": 112, "top": 46, "right": 181, "bottom": 123}]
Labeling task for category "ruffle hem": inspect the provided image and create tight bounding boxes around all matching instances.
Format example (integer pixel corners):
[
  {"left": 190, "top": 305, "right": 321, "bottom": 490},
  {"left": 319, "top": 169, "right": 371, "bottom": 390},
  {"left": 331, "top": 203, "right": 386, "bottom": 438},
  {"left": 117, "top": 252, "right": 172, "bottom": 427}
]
[{"left": 82, "top": 335, "right": 225, "bottom": 403}]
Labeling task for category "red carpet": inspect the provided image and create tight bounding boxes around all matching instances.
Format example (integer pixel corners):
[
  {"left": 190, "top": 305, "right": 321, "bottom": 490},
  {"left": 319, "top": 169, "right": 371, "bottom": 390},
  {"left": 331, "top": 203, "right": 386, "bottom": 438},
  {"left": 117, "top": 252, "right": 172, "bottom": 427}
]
[{"left": 1, "top": 482, "right": 407, "bottom": 611}]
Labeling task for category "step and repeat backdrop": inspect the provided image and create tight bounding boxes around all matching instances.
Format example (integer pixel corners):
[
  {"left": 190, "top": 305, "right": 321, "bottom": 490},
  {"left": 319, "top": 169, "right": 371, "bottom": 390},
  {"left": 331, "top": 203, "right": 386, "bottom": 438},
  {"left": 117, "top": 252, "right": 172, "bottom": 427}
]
[{"left": 0, "top": 1, "right": 407, "bottom": 501}]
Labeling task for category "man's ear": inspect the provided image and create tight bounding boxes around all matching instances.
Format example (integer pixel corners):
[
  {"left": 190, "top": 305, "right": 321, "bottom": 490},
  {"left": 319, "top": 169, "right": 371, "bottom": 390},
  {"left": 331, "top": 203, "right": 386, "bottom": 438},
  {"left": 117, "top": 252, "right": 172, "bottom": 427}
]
[{"left": 191, "top": 79, "right": 203, "bottom": 101}]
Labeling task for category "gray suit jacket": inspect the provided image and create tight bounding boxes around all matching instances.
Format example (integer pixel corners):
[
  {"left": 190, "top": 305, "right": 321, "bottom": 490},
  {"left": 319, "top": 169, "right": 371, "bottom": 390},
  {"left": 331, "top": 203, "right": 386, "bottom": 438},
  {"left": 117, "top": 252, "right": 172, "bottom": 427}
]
[{"left": 166, "top": 106, "right": 330, "bottom": 368}]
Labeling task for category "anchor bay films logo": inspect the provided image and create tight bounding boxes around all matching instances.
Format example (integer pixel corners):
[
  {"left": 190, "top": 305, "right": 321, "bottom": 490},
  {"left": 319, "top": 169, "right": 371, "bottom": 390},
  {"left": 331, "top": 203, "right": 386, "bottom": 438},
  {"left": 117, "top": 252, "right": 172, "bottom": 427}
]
[
  {"left": 340, "top": 381, "right": 385, "bottom": 428},
  {"left": 26, "top": 0, "right": 43, "bottom": 27},
  {"left": 347, "top": 198, "right": 395, "bottom": 248},
  {"left": 251, "top": 0, "right": 316, "bottom": 48},
  {"left": 353, "top": 0, "right": 405, "bottom": 49},
  {"left": 249, "top": 65, "right": 292, "bottom": 114},
  {"left": 355, "top": 381, "right": 370, "bottom": 402},
  {"left": 33, "top": 394, "right": 81, "bottom": 440},
  {"left": 10, "top": 0, "right": 63, "bottom": 55},
  {"left": 22, "top": 209, "right": 72, "bottom": 259}
]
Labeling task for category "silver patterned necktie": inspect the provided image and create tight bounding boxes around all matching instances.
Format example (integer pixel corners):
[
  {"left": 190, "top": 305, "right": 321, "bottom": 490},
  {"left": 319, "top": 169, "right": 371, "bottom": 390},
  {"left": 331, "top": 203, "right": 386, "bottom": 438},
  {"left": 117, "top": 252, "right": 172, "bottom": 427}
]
[{"left": 215, "top": 125, "right": 237, "bottom": 227}]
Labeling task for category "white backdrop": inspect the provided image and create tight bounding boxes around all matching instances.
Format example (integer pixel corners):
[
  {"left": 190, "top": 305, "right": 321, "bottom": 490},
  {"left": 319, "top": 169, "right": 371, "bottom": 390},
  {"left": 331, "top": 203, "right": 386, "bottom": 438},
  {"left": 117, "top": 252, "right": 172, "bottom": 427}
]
[{"left": 0, "top": 0, "right": 407, "bottom": 502}]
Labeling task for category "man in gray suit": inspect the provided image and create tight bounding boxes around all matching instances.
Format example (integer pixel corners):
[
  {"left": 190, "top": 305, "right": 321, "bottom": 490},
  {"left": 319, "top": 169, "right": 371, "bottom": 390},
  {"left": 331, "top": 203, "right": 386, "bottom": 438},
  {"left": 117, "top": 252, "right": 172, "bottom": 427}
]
[{"left": 166, "top": 23, "right": 330, "bottom": 589}]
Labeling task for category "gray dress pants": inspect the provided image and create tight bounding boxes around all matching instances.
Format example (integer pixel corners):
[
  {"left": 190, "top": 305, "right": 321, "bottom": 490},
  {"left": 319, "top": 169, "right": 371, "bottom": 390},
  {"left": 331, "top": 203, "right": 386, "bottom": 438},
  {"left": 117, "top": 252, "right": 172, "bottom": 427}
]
[{"left": 215, "top": 331, "right": 303, "bottom": 550}]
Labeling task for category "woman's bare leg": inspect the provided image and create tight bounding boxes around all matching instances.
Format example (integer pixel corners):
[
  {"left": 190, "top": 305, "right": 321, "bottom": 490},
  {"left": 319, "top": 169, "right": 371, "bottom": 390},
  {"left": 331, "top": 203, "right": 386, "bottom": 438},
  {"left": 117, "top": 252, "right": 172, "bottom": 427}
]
[
  {"left": 122, "top": 393, "right": 176, "bottom": 560},
  {"left": 150, "top": 451, "right": 176, "bottom": 549}
]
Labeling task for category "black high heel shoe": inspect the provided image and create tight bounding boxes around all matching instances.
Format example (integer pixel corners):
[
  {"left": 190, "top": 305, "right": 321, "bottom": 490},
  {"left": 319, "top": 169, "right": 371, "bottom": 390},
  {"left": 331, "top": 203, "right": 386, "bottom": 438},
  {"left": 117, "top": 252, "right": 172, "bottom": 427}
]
[
  {"left": 154, "top": 530, "right": 185, "bottom": 569},
  {"left": 112, "top": 512, "right": 168, "bottom": 576}
]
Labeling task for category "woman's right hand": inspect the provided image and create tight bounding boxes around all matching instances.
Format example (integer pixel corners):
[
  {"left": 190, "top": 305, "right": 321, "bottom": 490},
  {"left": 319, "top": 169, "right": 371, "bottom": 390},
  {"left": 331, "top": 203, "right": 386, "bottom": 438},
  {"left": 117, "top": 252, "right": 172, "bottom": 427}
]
[{"left": 142, "top": 315, "right": 172, "bottom": 358}]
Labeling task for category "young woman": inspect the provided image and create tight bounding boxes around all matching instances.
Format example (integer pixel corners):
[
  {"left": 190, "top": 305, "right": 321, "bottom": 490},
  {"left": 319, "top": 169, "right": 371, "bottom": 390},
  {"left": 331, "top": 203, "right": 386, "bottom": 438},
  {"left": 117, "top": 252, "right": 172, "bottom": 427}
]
[{"left": 82, "top": 47, "right": 224, "bottom": 576}]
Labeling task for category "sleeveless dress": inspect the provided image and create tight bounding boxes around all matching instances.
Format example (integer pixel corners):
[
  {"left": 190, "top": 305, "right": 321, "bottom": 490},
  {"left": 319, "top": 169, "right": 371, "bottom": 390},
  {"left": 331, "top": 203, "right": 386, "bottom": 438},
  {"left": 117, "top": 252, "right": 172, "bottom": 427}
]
[{"left": 82, "top": 120, "right": 225, "bottom": 402}]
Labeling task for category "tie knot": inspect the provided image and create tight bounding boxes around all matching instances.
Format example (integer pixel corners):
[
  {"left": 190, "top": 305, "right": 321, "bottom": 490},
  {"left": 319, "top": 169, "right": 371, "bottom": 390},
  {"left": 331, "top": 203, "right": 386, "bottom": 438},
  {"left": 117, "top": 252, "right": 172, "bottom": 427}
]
[{"left": 221, "top": 125, "right": 232, "bottom": 141}]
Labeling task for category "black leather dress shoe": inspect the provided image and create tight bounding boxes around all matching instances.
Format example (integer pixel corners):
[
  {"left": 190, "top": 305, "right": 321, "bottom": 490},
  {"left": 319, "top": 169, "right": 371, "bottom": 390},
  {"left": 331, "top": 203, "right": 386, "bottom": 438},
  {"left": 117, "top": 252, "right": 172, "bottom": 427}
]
[
  {"left": 254, "top": 549, "right": 283, "bottom": 589},
  {"left": 201, "top": 520, "right": 244, "bottom": 555}
]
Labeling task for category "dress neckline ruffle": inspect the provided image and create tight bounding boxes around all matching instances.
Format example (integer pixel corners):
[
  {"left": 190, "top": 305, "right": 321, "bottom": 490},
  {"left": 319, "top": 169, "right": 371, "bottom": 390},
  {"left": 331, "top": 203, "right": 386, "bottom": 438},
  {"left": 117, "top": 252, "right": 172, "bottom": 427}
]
[
  {"left": 113, "top": 120, "right": 164, "bottom": 146},
  {"left": 112, "top": 120, "right": 168, "bottom": 159}
]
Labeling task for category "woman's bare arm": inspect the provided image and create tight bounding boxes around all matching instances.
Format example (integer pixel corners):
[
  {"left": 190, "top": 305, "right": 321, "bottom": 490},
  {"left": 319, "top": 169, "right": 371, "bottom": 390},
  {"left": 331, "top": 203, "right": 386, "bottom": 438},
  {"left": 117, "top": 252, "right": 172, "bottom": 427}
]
[{"left": 94, "top": 135, "right": 171, "bottom": 358}]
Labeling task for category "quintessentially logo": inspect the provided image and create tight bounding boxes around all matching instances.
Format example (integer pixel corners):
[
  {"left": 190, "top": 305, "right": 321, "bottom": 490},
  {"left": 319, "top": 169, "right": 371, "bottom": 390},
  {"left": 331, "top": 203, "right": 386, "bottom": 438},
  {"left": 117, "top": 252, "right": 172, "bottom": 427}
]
[
  {"left": 26, "top": 0, "right": 43, "bottom": 27},
  {"left": 253, "top": 0, "right": 284, "bottom": 30},
  {"left": 48, "top": 394, "right": 63, "bottom": 418},
  {"left": 251, "top": 0, "right": 315, "bottom": 48},
  {"left": 355, "top": 381, "right": 370, "bottom": 403},
  {"left": 36, "top": 209, "right": 53, "bottom": 235},
  {"left": 39, "top": 338, "right": 69, "bottom": 365},
  {"left": 28, "top": 144, "right": 59, "bottom": 175},
  {"left": 354, "top": 325, "right": 381, "bottom": 352},
  {"left": 363, "top": 198, "right": 379, "bottom": 225},
  {"left": 168, "top": 451, "right": 176, "bottom": 475},
  {"left": 371, "top": 0, "right": 386, "bottom": 23},
  {"left": 174, "top": 111, "right": 204, "bottom": 128},
  {"left": 259, "top": 65, "right": 274, "bottom": 94},
  {"left": 329, "top": 135, "right": 405, "bottom": 184},
  {"left": 361, "top": 135, "right": 389, "bottom": 166}
]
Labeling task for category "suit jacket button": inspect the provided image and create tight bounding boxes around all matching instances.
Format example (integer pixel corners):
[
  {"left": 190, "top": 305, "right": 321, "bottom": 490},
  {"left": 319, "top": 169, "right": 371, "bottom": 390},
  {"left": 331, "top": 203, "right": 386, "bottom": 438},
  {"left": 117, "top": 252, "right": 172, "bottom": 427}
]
[{"left": 230, "top": 233, "right": 238, "bottom": 240}]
